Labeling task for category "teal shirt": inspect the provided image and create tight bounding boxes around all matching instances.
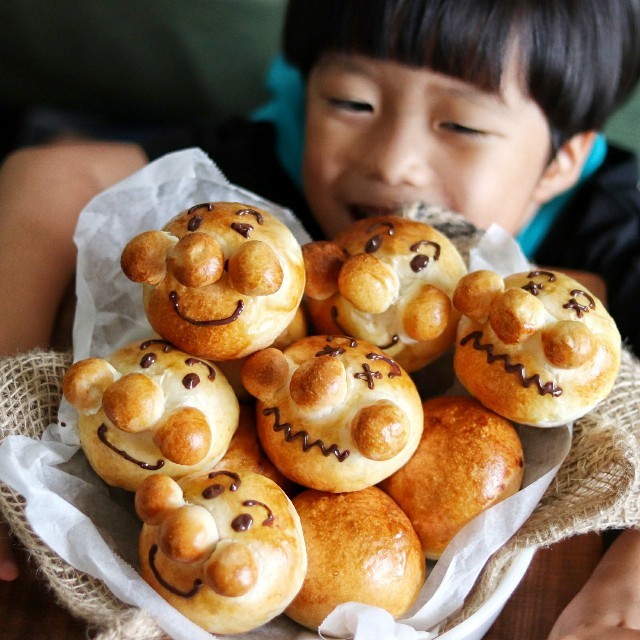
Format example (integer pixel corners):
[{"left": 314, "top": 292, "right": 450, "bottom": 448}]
[
  {"left": 252, "top": 56, "right": 608, "bottom": 255},
  {"left": 516, "top": 134, "right": 608, "bottom": 258}
]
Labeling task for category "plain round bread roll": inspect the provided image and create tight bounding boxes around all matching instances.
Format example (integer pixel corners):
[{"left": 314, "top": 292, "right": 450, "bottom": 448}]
[
  {"left": 381, "top": 395, "right": 524, "bottom": 560},
  {"left": 285, "top": 486, "right": 425, "bottom": 630},
  {"left": 121, "top": 202, "right": 305, "bottom": 360},
  {"left": 137, "top": 469, "right": 307, "bottom": 635}
]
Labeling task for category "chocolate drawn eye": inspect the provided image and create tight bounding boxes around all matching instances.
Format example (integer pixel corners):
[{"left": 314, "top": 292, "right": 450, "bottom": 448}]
[
  {"left": 364, "top": 221, "right": 395, "bottom": 253},
  {"left": 521, "top": 270, "right": 556, "bottom": 295},
  {"left": 563, "top": 289, "right": 596, "bottom": 317},
  {"left": 202, "top": 471, "right": 241, "bottom": 499},
  {"left": 409, "top": 240, "right": 441, "bottom": 272},
  {"left": 231, "top": 500, "right": 275, "bottom": 532}
]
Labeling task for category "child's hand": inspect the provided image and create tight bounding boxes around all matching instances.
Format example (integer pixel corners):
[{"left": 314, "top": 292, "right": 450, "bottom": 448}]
[
  {"left": 548, "top": 529, "right": 640, "bottom": 639},
  {"left": 0, "top": 521, "right": 19, "bottom": 581}
]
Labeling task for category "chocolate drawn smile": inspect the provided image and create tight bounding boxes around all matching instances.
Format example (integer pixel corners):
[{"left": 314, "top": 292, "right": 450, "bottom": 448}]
[
  {"left": 169, "top": 291, "right": 244, "bottom": 326},
  {"left": 97, "top": 424, "right": 165, "bottom": 470},
  {"left": 149, "top": 544, "right": 203, "bottom": 598}
]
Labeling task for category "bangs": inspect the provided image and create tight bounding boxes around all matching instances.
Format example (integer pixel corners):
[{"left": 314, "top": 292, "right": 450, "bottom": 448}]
[
  {"left": 284, "top": 0, "right": 518, "bottom": 94},
  {"left": 284, "top": 0, "right": 640, "bottom": 138}
]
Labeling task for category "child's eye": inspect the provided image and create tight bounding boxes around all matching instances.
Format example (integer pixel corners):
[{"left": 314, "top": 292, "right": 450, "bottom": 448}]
[
  {"left": 440, "top": 122, "right": 486, "bottom": 136},
  {"left": 327, "top": 98, "right": 374, "bottom": 113}
]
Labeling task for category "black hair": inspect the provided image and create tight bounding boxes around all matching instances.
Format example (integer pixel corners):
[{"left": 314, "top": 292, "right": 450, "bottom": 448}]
[{"left": 283, "top": 0, "right": 640, "bottom": 149}]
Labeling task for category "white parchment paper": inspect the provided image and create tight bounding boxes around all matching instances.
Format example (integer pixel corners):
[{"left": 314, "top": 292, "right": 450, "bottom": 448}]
[{"left": 0, "top": 149, "right": 571, "bottom": 640}]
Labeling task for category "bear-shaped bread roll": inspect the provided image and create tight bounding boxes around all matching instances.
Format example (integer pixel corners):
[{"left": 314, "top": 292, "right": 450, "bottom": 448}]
[
  {"left": 302, "top": 216, "right": 467, "bottom": 372},
  {"left": 453, "top": 269, "right": 621, "bottom": 427},
  {"left": 285, "top": 486, "right": 425, "bottom": 630},
  {"left": 136, "top": 470, "right": 306, "bottom": 635},
  {"left": 241, "top": 335, "right": 424, "bottom": 492},
  {"left": 62, "top": 338, "right": 239, "bottom": 490},
  {"left": 381, "top": 396, "right": 524, "bottom": 560},
  {"left": 121, "top": 202, "right": 306, "bottom": 360}
]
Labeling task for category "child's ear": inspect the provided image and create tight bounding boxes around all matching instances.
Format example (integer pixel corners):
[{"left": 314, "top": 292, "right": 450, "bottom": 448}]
[{"left": 532, "top": 131, "right": 598, "bottom": 205}]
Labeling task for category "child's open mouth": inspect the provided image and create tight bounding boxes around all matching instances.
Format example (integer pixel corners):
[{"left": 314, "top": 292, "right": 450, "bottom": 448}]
[{"left": 349, "top": 204, "right": 402, "bottom": 220}]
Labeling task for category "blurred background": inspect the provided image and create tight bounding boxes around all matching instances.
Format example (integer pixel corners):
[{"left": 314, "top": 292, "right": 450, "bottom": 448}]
[{"left": 0, "top": 0, "right": 638, "bottom": 157}]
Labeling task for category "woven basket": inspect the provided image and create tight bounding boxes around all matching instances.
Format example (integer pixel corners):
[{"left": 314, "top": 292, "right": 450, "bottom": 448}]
[{"left": 1, "top": 347, "right": 639, "bottom": 638}]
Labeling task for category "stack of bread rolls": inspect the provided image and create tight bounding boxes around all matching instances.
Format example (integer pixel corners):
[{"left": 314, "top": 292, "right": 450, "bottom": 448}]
[{"left": 63, "top": 204, "right": 621, "bottom": 635}]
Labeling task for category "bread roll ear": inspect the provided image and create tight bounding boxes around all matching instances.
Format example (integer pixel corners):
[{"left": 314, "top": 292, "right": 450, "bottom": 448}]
[
  {"left": 241, "top": 347, "right": 290, "bottom": 399},
  {"left": 453, "top": 270, "right": 504, "bottom": 323},
  {"left": 121, "top": 230, "right": 177, "bottom": 285},
  {"left": 302, "top": 240, "right": 345, "bottom": 300},
  {"left": 62, "top": 358, "right": 118, "bottom": 414},
  {"left": 135, "top": 474, "right": 185, "bottom": 526}
]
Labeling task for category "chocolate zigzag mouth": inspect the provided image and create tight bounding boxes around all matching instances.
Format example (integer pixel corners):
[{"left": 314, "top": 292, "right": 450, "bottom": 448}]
[{"left": 460, "top": 331, "right": 562, "bottom": 397}]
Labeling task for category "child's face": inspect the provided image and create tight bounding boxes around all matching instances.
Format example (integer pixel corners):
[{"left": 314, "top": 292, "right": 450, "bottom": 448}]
[{"left": 303, "top": 53, "right": 556, "bottom": 239}]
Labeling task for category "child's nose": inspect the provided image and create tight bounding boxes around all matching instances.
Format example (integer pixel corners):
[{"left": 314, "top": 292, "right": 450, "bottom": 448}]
[{"left": 361, "top": 118, "right": 431, "bottom": 188}]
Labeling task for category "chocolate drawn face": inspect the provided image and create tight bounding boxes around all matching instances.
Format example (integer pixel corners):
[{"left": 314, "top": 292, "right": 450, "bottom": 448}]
[
  {"left": 452, "top": 270, "right": 621, "bottom": 427},
  {"left": 121, "top": 202, "right": 306, "bottom": 361},
  {"left": 62, "top": 339, "right": 239, "bottom": 490},
  {"left": 136, "top": 470, "right": 306, "bottom": 635},
  {"left": 302, "top": 216, "right": 467, "bottom": 372},
  {"left": 241, "top": 335, "right": 424, "bottom": 492}
]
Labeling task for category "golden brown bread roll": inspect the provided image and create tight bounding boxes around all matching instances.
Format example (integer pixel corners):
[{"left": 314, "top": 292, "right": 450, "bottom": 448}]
[
  {"left": 63, "top": 338, "right": 239, "bottom": 491},
  {"left": 137, "top": 469, "right": 307, "bottom": 634},
  {"left": 453, "top": 269, "right": 621, "bottom": 426},
  {"left": 302, "top": 216, "right": 467, "bottom": 372},
  {"left": 241, "top": 335, "right": 424, "bottom": 492},
  {"left": 121, "top": 202, "right": 306, "bottom": 361},
  {"left": 285, "top": 486, "right": 425, "bottom": 630},
  {"left": 381, "top": 396, "right": 524, "bottom": 560}
]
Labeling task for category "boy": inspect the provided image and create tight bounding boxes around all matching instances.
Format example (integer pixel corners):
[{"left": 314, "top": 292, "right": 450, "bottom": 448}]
[{"left": 1, "top": 1, "right": 640, "bottom": 637}]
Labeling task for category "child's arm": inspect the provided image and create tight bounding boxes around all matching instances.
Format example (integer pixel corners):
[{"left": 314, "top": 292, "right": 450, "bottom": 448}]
[
  {"left": 0, "top": 522, "right": 18, "bottom": 581},
  {"left": 0, "top": 140, "right": 148, "bottom": 581},
  {"left": 548, "top": 528, "right": 640, "bottom": 639},
  {"left": 0, "top": 141, "right": 148, "bottom": 356}
]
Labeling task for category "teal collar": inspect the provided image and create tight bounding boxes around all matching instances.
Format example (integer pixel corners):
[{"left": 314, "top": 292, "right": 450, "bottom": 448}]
[
  {"left": 517, "top": 134, "right": 608, "bottom": 258},
  {"left": 251, "top": 55, "right": 306, "bottom": 189}
]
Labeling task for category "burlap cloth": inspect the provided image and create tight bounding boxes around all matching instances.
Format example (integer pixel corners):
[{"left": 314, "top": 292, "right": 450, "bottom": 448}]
[{"left": 1, "top": 347, "right": 638, "bottom": 639}]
